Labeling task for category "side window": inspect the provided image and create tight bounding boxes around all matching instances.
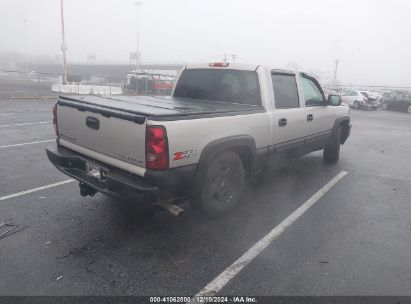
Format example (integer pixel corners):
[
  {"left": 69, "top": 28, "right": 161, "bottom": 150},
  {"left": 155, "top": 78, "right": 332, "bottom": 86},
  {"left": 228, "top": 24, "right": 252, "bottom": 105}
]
[
  {"left": 300, "top": 75, "right": 325, "bottom": 106},
  {"left": 271, "top": 74, "right": 300, "bottom": 109}
]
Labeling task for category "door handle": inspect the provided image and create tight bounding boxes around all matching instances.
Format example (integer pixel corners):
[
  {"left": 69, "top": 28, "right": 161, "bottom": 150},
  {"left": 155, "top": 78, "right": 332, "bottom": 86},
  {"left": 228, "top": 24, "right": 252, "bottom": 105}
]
[
  {"left": 307, "top": 114, "right": 314, "bottom": 122},
  {"left": 278, "top": 118, "right": 287, "bottom": 127}
]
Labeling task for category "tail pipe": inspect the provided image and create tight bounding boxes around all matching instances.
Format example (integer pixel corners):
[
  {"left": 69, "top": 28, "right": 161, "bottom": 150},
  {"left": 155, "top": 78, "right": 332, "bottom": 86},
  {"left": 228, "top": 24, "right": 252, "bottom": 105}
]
[{"left": 160, "top": 201, "right": 185, "bottom": 217}]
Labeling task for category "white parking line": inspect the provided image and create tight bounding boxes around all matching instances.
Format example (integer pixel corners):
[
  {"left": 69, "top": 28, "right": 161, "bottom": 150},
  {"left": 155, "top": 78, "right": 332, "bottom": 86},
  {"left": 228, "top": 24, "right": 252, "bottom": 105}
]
[
  {"left": 0, "top": 113, "right": 15, "bottom": 116},
  {"left": 0, "top": 121, "right": 52, "bottom": 128},
  {"left": 0, "top": 179, "right": 74, "bottom": 202},
  {"left": 193, "top": 171, "right": 348, "bottom": 298},
  {"left": 0, "top": 172, "right": 101, "bottom": 202},
  {"left": 0, "top": 139, "right": 54, "bottom": 149}
]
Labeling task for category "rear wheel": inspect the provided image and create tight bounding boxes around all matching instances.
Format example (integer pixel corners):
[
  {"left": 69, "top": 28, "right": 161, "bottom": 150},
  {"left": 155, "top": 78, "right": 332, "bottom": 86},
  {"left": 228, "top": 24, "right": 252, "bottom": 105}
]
[
  {"left": 323, "top": 126, "right": 341, "bottom": 164},
  {"left": 353, "top": 101, "right": 360, "bottom": 109},
  {"left": 407, "top": 104, "right": 411, "bottom": 114},
  {"left": 192, "top": 151, "right": 245, "bottom": 218}
]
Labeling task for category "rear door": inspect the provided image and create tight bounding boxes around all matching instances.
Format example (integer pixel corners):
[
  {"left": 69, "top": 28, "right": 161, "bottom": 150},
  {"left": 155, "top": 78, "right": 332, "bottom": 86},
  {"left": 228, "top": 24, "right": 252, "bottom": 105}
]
[{"left": 269, "top": 71, "right": 306, "bottom": 154}]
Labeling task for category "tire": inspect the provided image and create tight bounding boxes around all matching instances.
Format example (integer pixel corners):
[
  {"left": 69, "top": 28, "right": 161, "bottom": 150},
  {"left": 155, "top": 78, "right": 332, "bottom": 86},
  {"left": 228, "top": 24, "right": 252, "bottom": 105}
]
[
  {"left": 382, "top": 102, "right": 388, "bottom": 110},
  {"left": 192, "top": 151, "right": 245, "bottom": 218},
  {"left": 353, "top": 101, "right": 359, "bottom": 109},
  {"left": 323, "top": 126, "right": 341, "bottom": 164},
  {"left": 407, "top": 104, "right": 411, "bottom": 114}
]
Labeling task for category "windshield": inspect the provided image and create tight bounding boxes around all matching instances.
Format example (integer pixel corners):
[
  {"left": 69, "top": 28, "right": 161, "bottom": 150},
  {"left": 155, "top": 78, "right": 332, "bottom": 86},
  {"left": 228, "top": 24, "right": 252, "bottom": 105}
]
[{"left": 174, "top": 69, "right": 262, "bottom": 106}]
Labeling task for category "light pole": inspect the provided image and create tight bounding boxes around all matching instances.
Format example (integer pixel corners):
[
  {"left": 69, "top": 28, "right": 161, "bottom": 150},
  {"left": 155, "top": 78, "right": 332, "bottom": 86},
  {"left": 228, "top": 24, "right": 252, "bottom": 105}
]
[
  {"left": 135, "top": 1, "right": 142, "bottom": 71},
  {"left": 60, "top": 0, "right": 68, "bottom": 84},
  {"left": 333, "top": 59, "right": 339, "bottom": 86},
  {"left": 333, "top": 39, "right": 340, "bottom": 87}
]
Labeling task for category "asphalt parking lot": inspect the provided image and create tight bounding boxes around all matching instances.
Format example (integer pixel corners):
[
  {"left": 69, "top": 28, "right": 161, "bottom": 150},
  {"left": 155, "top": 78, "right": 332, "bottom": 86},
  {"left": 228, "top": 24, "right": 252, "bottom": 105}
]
[{"left": 1, "top": 98, "right": 411, "bottom": 297}]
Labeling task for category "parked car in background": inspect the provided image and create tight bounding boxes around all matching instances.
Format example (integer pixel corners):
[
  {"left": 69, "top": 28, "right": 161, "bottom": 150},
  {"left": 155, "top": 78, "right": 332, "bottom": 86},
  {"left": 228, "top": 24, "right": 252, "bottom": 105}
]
[
  {"left": 339, "top": 88, "right": 351, "bottom": 96},
  {"left": 126, "top": 71, "right": 176, "bottom": 95},
  {"left": 382, "top": 91, "right": 411, "bottom": 113},
  {"left": 341, "top": 90, "right": 379, "bottom": 110},
  {"left": 359, "top": 91, "right": 381, "bottom": 106},
  {"left": 381, "top": 91, "right": 391, "bottom": 99}
]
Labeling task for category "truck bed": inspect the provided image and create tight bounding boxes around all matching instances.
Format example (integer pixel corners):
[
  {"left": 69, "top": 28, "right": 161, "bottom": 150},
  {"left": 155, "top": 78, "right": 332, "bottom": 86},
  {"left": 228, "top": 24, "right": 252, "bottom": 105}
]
[{"left": 58, "top": 95, "right": 264, "bottom": 121}]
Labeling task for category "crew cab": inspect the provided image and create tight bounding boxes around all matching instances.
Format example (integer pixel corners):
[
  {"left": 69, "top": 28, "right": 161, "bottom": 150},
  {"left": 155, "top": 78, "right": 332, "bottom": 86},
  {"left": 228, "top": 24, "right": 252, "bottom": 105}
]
[{"left": 46, "top": 63, "right": 351, "bottom": 218}]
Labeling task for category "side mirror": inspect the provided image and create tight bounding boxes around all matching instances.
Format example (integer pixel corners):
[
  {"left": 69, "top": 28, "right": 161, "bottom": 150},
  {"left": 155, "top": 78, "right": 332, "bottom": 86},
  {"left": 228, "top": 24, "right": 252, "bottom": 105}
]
[{"left": 328, "top": 94, "right": 341, "bottom": 106}]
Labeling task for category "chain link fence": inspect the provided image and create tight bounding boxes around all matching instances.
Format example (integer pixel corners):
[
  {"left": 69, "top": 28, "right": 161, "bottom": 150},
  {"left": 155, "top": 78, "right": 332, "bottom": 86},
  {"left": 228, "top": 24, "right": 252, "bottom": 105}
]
[{"left": 0, "top": 69, "right": 175, "bottom": 99}]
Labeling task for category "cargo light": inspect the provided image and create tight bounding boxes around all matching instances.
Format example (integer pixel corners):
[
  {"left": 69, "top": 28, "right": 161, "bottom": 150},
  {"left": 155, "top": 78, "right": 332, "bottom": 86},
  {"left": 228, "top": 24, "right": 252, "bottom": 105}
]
[
  {"left": 209, "top": 62, "right": 230, "bottom": 67},
  {"left": 52, "top": 103, "right": 59, "bottom": 136},
  {"left": 146, "top": 126, "right": 169, "bottom": 170}
]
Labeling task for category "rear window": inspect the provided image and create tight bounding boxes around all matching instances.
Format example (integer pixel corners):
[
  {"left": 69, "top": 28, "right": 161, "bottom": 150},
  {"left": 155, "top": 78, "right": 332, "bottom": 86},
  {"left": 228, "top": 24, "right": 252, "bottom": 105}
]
[{"left": 173, "top": 69, "right": 262, "bottom": 106}]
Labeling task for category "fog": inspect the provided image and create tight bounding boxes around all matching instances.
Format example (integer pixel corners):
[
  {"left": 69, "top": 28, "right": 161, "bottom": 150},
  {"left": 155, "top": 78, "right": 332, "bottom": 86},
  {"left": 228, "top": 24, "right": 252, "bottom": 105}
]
[{"left": 0, "top": 0, "right": 410, "bottom": 86}]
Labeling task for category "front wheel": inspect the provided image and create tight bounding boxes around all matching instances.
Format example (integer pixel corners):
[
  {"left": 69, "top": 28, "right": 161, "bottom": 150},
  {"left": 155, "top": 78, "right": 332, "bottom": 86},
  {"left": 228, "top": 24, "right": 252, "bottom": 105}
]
[
  {"left": 353, "top": 101, "right": 360, "bottom": 109},
  {"left": 323, "top": 126, "right": 341, "bottom": 164},
  {"left": 192, "top": 151, "right": 245, "bottom": 218},
  {"left": 407, "top": 105, "right": 411, "bottom": 114}
]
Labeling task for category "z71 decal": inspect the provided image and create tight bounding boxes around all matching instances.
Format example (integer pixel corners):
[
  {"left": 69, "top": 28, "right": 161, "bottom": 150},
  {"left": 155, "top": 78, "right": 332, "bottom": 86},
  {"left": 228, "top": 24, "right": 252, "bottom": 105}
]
[{"left": 173, "top": 150, "right": 197, "bottom": 161}]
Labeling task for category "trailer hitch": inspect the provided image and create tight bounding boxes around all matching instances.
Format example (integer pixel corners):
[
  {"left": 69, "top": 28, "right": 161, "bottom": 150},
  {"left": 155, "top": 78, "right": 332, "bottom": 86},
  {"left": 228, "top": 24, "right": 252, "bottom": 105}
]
[{"left": 79, "top": 182, "right": 97, "bottom": 197}]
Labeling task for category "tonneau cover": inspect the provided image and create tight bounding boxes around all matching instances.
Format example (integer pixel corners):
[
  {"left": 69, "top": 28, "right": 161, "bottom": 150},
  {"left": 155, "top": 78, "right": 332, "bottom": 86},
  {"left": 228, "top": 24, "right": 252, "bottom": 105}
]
[{"left": 58, "top": 95, "right": 264, "bottom": 119}]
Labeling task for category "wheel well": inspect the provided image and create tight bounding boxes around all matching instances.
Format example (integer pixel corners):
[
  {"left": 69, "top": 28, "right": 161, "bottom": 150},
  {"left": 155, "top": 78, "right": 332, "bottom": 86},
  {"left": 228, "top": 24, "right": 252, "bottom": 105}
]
[
  {"left": 229, "top": 146, "right": 253, "bottom": 175},
  {"left": 340, "top": 121, "right": 350, "bottom": 144}
]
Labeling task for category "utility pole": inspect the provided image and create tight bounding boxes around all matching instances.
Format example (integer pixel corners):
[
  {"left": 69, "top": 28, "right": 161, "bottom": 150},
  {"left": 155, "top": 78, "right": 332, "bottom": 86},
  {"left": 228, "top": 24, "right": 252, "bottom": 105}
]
[
  {"left": 333, "top": 59, "right": 339, "bottom": 85},
  {"left": 135, "top": 1, "right": 143, "bottom": 71},
  {"left": 60, "top": 0, "right": 68, "bottom": 84}
]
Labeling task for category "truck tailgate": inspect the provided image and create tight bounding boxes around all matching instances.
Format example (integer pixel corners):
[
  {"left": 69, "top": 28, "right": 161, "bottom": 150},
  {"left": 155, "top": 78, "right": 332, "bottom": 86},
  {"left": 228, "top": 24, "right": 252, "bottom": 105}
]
[{"left": 57, "top": 99, "right": 146, "bottom": 176}]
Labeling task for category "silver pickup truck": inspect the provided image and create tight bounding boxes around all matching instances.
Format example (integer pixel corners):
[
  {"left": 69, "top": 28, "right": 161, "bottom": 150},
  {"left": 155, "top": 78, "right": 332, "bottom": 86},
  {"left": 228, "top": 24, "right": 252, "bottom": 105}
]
[{"left": 46, "top": 63, "right": 351, "bottom": 218}]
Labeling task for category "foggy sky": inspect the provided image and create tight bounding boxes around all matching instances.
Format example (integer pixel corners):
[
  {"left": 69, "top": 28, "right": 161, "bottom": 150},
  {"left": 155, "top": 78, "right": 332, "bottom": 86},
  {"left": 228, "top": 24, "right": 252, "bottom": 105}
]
[{"left": 0, "top": 0, "right": 410, "bottom": 86}]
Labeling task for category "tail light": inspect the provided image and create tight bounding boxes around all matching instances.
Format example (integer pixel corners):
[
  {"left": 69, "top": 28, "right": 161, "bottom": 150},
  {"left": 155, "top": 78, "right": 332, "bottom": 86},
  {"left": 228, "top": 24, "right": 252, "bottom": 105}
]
[
  {"left": 52, "top": 103, "right": 59, "bottom": 136},
  {"left": 146, "top": 126, "right": 169, "bottom": 170}
]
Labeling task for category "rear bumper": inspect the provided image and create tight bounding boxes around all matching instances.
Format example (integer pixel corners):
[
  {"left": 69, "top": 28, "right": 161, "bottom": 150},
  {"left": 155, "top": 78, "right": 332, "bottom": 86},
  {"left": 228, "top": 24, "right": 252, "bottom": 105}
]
[{"left": 46, "top": 146, "right": 197, "bottom": 199}]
